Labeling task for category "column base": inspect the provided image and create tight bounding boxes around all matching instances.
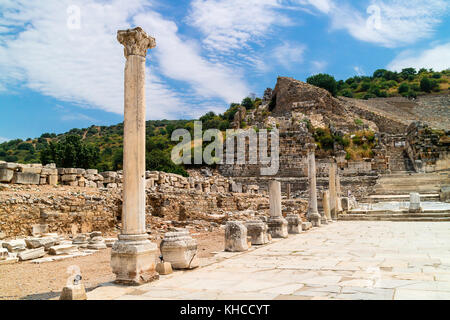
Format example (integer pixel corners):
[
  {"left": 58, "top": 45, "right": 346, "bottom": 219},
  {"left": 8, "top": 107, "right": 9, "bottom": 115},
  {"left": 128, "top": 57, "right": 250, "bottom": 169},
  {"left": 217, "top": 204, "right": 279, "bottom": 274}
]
[
  {"left": 268, "top": 216, "right": 288, "bottom": 238},
  {"left": 307, "top": 211, "right": 321, "bottom": 227},
  {"left": 111, "top": 235, "right": 159, "bottom": 286}
]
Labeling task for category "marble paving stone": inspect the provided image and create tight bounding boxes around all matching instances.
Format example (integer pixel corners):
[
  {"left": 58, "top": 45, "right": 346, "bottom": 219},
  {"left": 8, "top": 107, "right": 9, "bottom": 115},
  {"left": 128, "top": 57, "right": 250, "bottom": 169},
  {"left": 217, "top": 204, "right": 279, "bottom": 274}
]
[{"left": 87, "top": 221, "right": 450, "bottom": 300}]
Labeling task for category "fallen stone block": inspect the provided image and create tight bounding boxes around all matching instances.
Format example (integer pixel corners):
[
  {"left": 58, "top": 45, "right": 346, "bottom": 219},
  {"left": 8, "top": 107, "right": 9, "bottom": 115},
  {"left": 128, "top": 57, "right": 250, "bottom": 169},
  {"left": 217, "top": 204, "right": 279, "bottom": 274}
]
[
  {"left": 156, "top": 262, "right": 173, "bottom": 275},
  {"left": 86, "top": 169, "right": 98, "bottom": 175},
  {"left": 87, "top": 236, "right": 107, "bottom": 250},
  {"left": 3, "top": 239, "right": 26, "bottom": 252},
  {"left": 104, "top": 238, "right": 117, "bottom": 247},
  {"left": 301, "top": 221, "right": 312, "bottom": 231},
  {"left": 225, "top": 221, "right": 248, "bottom": 252},
  {"left": 0, "top": 162, "right": 19, "bottom": 170},
  {"left": 25, "top": 237, "right": 57, "bottom": 250},
  {"left": 60, "top": 284, "right": 87, "bottom": 300},
  {"left": 61, "top": 174, "right": 77, "bottom": 182},
  {"left": 32, "top": 224, "right": 48, "bottom": 236},
  {"left": 0, "top": 168, "right": 14, "bottom": 182},
  {"left": 12, "top": 172, "right": 40, "bottom": 185},
  {"left": 18, "top": 247, "right": 45, "bottom": 261},
  {"left": 20, "top": 167, "right": 42, "bottom": 174},
  {"left": 48, "top": 244, "right": 78, "bottom": 255},
  {"left": 64, "top": 168, "right": 77, "bottom": 174},
  {"left": 0, "top": 248, "right": 8, "bottom": 260},
  {"left": 41, "top": 168, "right": 58, "bottom": 175},
  {"left": 160, "top": 230, "right": 199, "bottom": 269},
  {"left": 0, "top": 257, "right": 19, "bottom": 265},
  {"left": 48, "top": 175, "right": 58, "bottom": 185}
]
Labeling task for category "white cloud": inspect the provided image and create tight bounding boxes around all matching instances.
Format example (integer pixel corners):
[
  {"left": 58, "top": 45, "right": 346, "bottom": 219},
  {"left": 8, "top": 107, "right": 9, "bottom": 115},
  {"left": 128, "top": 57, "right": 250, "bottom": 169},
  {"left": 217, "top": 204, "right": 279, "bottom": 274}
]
[
  {"left": 272, "top": 42, "right": 306, "bottom": 69},
  {"left": 0, "top": 0, "right": 250, "bottom": 120},
  {"left": 387, "top": 43, "right": 450, "bottom": 72},
  {"left": 134, "top": 10, "right": 249, "bottom": 104},
  {"left": 187, "top": 0, "right": 292, "bottom": 52},
  {"left": 294, "top": 0, "right": 333, "bottom": 14},
  {"left": 329, "top": 0, "right": 449, "bottom": 47},
  {"left": 0, "top": 137, "right": 9, "bottom": 143},
  {"left": 353, "top": 66, "right": 365, "bottom": 76}
]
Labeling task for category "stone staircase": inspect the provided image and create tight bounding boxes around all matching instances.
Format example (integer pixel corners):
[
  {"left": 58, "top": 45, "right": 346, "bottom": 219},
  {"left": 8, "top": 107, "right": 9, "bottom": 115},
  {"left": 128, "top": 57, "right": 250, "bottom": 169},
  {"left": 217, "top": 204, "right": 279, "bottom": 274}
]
[
  {"left": 372, "top": 172, "right": 449, "bottom": 195},
  {"left": 340, "top": 171, "right": 450, "bottom": 221},
  {"left": 386, "top": 147, "right": 414, "bottom": 172},
  {"left": 339, "top": 212, "right": 450, "bottom": 222}
]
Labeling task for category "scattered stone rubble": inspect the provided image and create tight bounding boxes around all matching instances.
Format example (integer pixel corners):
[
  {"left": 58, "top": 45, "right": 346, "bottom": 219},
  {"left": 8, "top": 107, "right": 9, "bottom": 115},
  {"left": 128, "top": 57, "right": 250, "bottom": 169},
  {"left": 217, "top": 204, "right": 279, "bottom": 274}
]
[{"left": 0, "top": 229, "right": 113, "bottom": 265}]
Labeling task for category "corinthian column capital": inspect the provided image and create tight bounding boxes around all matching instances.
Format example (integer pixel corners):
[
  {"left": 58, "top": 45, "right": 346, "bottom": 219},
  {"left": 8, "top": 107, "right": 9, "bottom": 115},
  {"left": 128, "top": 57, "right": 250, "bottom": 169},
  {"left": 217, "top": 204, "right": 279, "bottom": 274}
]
[{"left": 117, "top": 26, "right": 156, "bottom": 58}]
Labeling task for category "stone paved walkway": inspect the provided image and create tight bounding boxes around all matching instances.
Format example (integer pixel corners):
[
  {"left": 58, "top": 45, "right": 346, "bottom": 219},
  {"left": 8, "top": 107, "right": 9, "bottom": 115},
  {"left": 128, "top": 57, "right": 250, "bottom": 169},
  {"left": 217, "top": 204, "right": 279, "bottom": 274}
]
[{"left": 88, "top": 221, "right": 450, "bottom": 300}]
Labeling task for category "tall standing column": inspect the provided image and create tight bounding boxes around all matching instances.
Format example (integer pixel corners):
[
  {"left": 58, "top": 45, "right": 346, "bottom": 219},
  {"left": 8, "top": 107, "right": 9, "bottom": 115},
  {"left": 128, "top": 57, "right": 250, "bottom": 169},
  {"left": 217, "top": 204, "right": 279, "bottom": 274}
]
[
  {"left": 306, "top": 143, "right": 321, "bottom": 226},
  {"left": 267, "top": 180, "right": 288, "bottom": 238},
  {"left": 329, "top": 161, "right": 337, "bottom": 220},
  {"left": 111, "top": 27, "right": 159, "bottom": 285}
]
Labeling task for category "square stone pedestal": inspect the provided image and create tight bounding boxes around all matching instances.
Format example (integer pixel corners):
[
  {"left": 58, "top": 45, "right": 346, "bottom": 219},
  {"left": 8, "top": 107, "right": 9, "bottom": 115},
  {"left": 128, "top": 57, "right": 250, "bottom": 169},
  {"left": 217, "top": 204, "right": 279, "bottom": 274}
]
[
  {"left": 111, "top": 234, "right": 159, "bottom": 286},
  {"left": 245, "top": 220, "right": 269, "bottom": 245},
  {"left": 268, "top": 216, "right": 288, "bottom": 238},
  {"left": 286, "top": 214, "right": 302, "bottom": 234}
]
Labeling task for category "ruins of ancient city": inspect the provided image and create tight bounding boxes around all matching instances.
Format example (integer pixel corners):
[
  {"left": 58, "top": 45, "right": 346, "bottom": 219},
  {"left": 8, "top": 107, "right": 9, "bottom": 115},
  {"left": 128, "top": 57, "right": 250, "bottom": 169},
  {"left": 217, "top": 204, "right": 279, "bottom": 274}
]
[{"left": 1, "top": 4, "right": 450, "bottom": 304}]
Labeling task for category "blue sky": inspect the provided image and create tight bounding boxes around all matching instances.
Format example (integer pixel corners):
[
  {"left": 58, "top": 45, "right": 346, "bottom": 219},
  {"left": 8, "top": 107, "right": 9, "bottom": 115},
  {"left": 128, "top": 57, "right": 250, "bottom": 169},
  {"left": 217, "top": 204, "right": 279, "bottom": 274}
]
[{"left": 0, "top": 0, "right": 449, "bottom": 141}]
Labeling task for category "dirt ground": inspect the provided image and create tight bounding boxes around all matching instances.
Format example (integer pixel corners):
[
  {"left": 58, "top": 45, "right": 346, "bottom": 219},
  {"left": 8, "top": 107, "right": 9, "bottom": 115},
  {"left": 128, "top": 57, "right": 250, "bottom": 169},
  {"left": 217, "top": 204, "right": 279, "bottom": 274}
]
[{"left": 0, "top": 229, "right": 225, "bottom": 300}]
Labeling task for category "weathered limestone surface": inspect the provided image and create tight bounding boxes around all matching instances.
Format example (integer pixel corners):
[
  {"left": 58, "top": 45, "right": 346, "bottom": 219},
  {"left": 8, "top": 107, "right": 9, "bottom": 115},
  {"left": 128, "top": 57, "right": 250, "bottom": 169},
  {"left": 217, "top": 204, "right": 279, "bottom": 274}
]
[
  {"left": 160, "top": 230, "right": 199, "bottom": 269},
  {"left": 267, "top": 181, "right": 288, "bottom": 238},
  {"left": 60, "top": 284, "right": 87, "bottom": 300},
  {"left": 225, "top": 221, "right": 249, "bottom": 252},
  {"left": 48, "top": 244, "right": 78, "bottom": 255},
  {"left": 12, "top": 172, "right": 40, "bottom": 185},
  {"left": 18, "top": 247, "right": 45, "bottom": 261},
  {"left": 245, "top": 220, "right": 269, "bottom": 245},
  {"left": 111, "top": 26, "right": 159, "bottom": 285},
  {"left": 322, "top": 190, "right": 332, "bottom": 221},
  {"left": 306, "top": 144, "right": 321, "bottom": 226},
  {"left": 156, "top": 261, "right": 173, "bottom": 275},
  {"left": 25, "top": 237, "right": 58, "bottom": 250},
  {"left": 0, "top": 169, "right": 14, "bottom": 183},
  {"left": 286, "top": 214, "right": 302, "bottom": 234},
  {"left": 0, "top": 247, "right": 8, "bottom": 260},
  {"left": 329, "top": 162, "right": 337, "bottom": 219},
  {"left": 2, "top": 239, "right": 26, "bottom": 252},
  {"left": 409, "top": 192, "right": 422, "bottom": 213}
]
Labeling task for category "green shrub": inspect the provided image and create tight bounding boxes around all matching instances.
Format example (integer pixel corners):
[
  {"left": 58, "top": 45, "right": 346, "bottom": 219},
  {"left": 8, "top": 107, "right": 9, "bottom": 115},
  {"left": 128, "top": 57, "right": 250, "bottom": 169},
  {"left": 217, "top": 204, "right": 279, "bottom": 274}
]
[
  {"left": 306, "top": 73, "right": 338, "bottom": 96},
  {"left": 398, "top": 83, "right": 410, "bottom": 94}
]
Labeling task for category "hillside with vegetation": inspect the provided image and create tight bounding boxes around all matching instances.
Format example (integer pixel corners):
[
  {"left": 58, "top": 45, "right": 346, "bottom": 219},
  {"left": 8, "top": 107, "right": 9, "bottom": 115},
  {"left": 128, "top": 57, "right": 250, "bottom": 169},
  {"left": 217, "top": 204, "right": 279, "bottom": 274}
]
[
  {"left": 1, "top": 67, "right": 448, "bottom": 174},
  {"left": 307, "top": 68, "right": 449, "bottom": 99}
]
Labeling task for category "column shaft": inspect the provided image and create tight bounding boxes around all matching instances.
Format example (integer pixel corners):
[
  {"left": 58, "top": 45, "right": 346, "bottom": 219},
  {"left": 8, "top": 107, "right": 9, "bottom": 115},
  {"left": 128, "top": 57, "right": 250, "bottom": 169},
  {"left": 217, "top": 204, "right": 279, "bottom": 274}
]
[{"left": 123, "top": 55, "right": 146, "bottom": 235}]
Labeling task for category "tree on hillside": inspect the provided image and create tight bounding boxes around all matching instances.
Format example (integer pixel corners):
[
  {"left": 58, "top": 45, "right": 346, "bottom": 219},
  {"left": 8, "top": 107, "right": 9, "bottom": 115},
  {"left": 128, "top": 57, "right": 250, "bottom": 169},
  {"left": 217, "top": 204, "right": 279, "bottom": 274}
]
[
  {"left": 40, "top": 135, "right": 100, "bottom": 169},
  {"left": 420, "top": 77, "right": 436, "bottom": 93},
  {"left": 306, "top": 73, "right": 338, "bottom": 96}
]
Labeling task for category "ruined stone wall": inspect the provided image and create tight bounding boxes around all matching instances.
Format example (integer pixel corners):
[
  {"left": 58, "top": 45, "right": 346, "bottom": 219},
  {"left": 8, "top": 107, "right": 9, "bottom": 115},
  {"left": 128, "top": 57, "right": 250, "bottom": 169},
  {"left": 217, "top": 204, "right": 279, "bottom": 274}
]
[{"left": 405, "top": 122, "right": 450, "bottom": 173}]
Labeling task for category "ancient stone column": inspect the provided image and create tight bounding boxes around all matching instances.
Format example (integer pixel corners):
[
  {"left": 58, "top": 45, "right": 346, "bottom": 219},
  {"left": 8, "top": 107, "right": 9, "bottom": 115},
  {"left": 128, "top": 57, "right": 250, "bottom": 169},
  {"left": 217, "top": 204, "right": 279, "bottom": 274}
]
[
  {"left": 286, "top": 183, "right": 291, "bottom": 199},
  {"left": 335, "top": 169, "right": 343, "bottom": 213},
  {"left": 306, "top": 143, "right": 321, "bottom": 226},
  {"left": 111, "top": 27, "right": 159, "bottom": 285},
  {"left": 322, "top": 190, "right": 332, "bottom": 222},
  {"left": 329, "top": 161, "right": 337, "bottom": 220},
  {"left": 267, "top": 180, "right": 288, "bottom": 238}
]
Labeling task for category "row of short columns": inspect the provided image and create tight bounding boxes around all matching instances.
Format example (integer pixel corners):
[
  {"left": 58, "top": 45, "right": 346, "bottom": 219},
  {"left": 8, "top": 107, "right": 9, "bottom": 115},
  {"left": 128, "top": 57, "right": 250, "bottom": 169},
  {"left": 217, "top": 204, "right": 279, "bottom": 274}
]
[{"left": 224, "top": 148, "right": 344, "bottom": 252}]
